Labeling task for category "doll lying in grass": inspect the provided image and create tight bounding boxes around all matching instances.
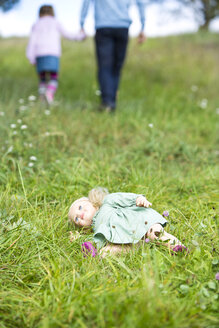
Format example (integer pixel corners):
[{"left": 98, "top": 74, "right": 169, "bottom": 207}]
[{"left": 68, "top": 187, "right": 186, "bottom": 257}]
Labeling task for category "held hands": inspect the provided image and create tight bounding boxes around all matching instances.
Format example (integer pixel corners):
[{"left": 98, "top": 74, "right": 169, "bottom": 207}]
[
  {"left": 138, "top": 31, "right": 146, "bottom": 44},
  {"left": 136, "top": 195, "right": 152, "bottom": 208},
  {"left": 79, "top": 28, "right": 87, "bottom": 41}
]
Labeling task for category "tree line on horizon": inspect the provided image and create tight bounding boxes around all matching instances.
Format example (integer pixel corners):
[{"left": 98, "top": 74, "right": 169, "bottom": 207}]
[{"left": 0, "top": 0, "right": 219, "bottom": 31}]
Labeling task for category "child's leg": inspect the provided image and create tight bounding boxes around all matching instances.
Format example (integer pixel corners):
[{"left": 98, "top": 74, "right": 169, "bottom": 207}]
[
  {"left": 46, "top": 72, "right": 58, "bottom": 104},
  {"left": 146, "top": 223, "right": 183, "bottom": 249},
  {"left": 38, "top": 72, "right": 46, "bottom": 98}
]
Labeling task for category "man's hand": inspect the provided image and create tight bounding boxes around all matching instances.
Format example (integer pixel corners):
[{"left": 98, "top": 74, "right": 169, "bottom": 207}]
[
  {"left": 80, "top": 28, "right": 87, "bottom": 40},
  {"left": 138, "top": 31, "right": 146, "bottom": 44},
  {"left": 136, "top": 195, "right": 152, "bottom": 208}
]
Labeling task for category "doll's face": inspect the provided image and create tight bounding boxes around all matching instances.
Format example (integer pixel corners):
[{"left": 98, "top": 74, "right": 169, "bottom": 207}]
[{"left": 69, "top": 198, "right": 97, "bottom": 227}]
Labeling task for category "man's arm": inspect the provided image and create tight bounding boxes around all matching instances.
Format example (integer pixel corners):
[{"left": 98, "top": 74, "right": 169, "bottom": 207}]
[
  {"left": 136, "top": 0, "right": 147, "bottom": 43},
  {"left": 80, "top": 0, "right": 91, "bottom": 30}
]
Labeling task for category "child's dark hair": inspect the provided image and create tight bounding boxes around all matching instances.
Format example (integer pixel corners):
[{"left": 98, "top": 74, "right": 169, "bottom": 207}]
[{"left": 39, "top": 5, "right": 55, "bottom": 17}]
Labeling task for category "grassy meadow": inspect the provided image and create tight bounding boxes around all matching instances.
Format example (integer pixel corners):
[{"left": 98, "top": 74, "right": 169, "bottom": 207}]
[{"left": 0, "top": 32, "right": 218, "bottom": 328}]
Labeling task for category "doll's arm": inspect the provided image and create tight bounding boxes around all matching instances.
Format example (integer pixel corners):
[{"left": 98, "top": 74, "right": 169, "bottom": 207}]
[
  {"left": 136, "top": 195, "right": 152, "bottom": 208},
  {"left": 100, "top": 244, "right": 132, "bottom": 258},
  {"left": 105, "top": 193, "right": 145, "bottom": 208}
]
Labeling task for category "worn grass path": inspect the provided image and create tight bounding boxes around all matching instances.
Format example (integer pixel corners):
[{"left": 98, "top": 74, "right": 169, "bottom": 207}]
[{"left": 0, "top": 32, "right": 218, "bottom": 328}]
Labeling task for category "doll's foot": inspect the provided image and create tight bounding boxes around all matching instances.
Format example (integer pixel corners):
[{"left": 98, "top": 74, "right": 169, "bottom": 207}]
[
  {"left": 172, "top": 245, "right": 189, "bottom": 254},
  {"left": 81, "top": 242, "right": 98, "bottom": 257}
]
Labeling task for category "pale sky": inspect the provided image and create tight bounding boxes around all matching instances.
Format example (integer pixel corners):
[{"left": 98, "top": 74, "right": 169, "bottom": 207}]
[{"left": 0, "top": 0, "right": 219, "bottom": 38}]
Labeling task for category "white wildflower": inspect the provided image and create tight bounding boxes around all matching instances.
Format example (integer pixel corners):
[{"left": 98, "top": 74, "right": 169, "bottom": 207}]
[
  {"left": 95, "top": 90, "right": 101, "bottom": 96},
  {"left": 45, "top": 110, "right": 50, "bottom": 116},
  {"left": 30, "top": 156, "right": 37, "bottom": 161},
  {"left": 10, "top": 123, "right": 16, "bottom": 129},
  {"left": 148, "top": 123, "right": 154, "bottom": 128},
  {"left": 19, "top": 105, "right": 27, "bottom": 111},
  {"left": 19, "top": 98, "right": 24, "bottom": 104},
  {"left": 45, "top": 132, "right": 50, "bottom": 136},
  {"left": 216, "top": 108, "right": 219, "bottom": 115},
  {"left": 199, "top": 99, "right": 208, "bottom": 109},
  {"left": 21, "top": 125, "right": 27, "bottom": 130},
  {"left": 28, "top": 162, "right": 34, "bottom": 167},
  {"left": 8, "top": 146, "right": 13, "bottom": 153},
  {"left": 12, "top": 131, "right": 17, "bottom": 135},
  {"left": 28, "top": 95, "right": 36, "bottom": 101},
  {"left": 17, "top": 119, "right": 22, "bottom": 124},
  {"left": 29, "top": 143, "right": 33, "bottom": 148},
  {"left": 0, "top": 111, "right": 5, "bottom": 116},
  {"left": 191, "top": 85, "right": 198, "bottom": 92}
]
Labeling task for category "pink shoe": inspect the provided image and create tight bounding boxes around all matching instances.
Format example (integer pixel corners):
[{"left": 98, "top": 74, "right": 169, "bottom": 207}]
[{"left": 45, "top": 90, "right": 54, "bottom": 105}]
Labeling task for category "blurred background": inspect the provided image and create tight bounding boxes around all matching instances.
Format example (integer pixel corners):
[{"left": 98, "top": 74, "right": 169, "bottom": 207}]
[{"left": 0, "top": 0, "right": 219, "bottom": 38}]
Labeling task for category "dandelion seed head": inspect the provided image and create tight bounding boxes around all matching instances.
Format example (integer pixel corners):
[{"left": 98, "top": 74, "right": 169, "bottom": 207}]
[
  {"left": 8, "top": 146, "right": 13, "bottom": 153},
  {"left": 45, "top": 110, "right": 50, "bottom": 115},
  {"left": 95, "top": 90, "right": 101, "bottom": 96},
  {"left": 191, "top": 85, "right": 198, "bottom": 92},
  {"left": 28, "top": 95, "right": 36, "bottom": 101},
  {"left": 30, "top": 156, "right": 37, "bottom": 161},
  {"left": 199, "top": 99, "right": 208, "bottom": 109},
  {"left": 19, "top": 105, "right": 27, "bottom": 111}
]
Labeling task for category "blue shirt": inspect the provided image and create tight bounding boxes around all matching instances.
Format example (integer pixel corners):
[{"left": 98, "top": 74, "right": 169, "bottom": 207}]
[{"left": 80, "top": 0, "right": 146, "bottom": 30}]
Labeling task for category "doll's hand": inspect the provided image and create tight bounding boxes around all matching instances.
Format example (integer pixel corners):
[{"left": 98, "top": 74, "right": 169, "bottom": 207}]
[
  {"left": 136, "top": 196, "right": 152, "bottom": 208},
  {"left": 69, "top": 231, "right": 80, "bottom": 242}
]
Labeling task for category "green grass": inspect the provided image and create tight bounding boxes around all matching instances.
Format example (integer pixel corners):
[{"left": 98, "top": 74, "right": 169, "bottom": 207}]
[{"left": 0, "top": 32, "right": 218, "bottom": 328}]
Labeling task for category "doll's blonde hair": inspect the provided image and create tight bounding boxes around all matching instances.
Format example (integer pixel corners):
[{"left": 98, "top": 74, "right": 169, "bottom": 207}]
[{"left": 88, "top": 187, "right": 109, "bottom": 208}]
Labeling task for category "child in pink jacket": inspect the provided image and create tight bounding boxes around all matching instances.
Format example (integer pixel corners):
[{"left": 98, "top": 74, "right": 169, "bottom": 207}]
[{"left": 26, "top": 5, "right": 85, "bottom": 105}]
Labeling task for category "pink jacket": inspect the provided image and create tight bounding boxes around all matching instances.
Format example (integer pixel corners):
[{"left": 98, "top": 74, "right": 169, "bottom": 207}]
[{"left": 26, "top": 16, "right": 85, "bottom": 64}]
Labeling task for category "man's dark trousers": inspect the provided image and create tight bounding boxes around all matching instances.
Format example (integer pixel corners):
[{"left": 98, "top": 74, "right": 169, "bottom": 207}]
[{"left": 95, "top": 27, "right": 129, "bottom": 109}]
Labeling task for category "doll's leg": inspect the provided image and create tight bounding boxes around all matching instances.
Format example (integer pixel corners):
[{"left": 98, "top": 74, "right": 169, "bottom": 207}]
[
  {"left": 147, "top": 224, "right": 182, "bottom": 248},
  {"left": 100, "top": 243, "right": 132, "bottom": 258}
]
